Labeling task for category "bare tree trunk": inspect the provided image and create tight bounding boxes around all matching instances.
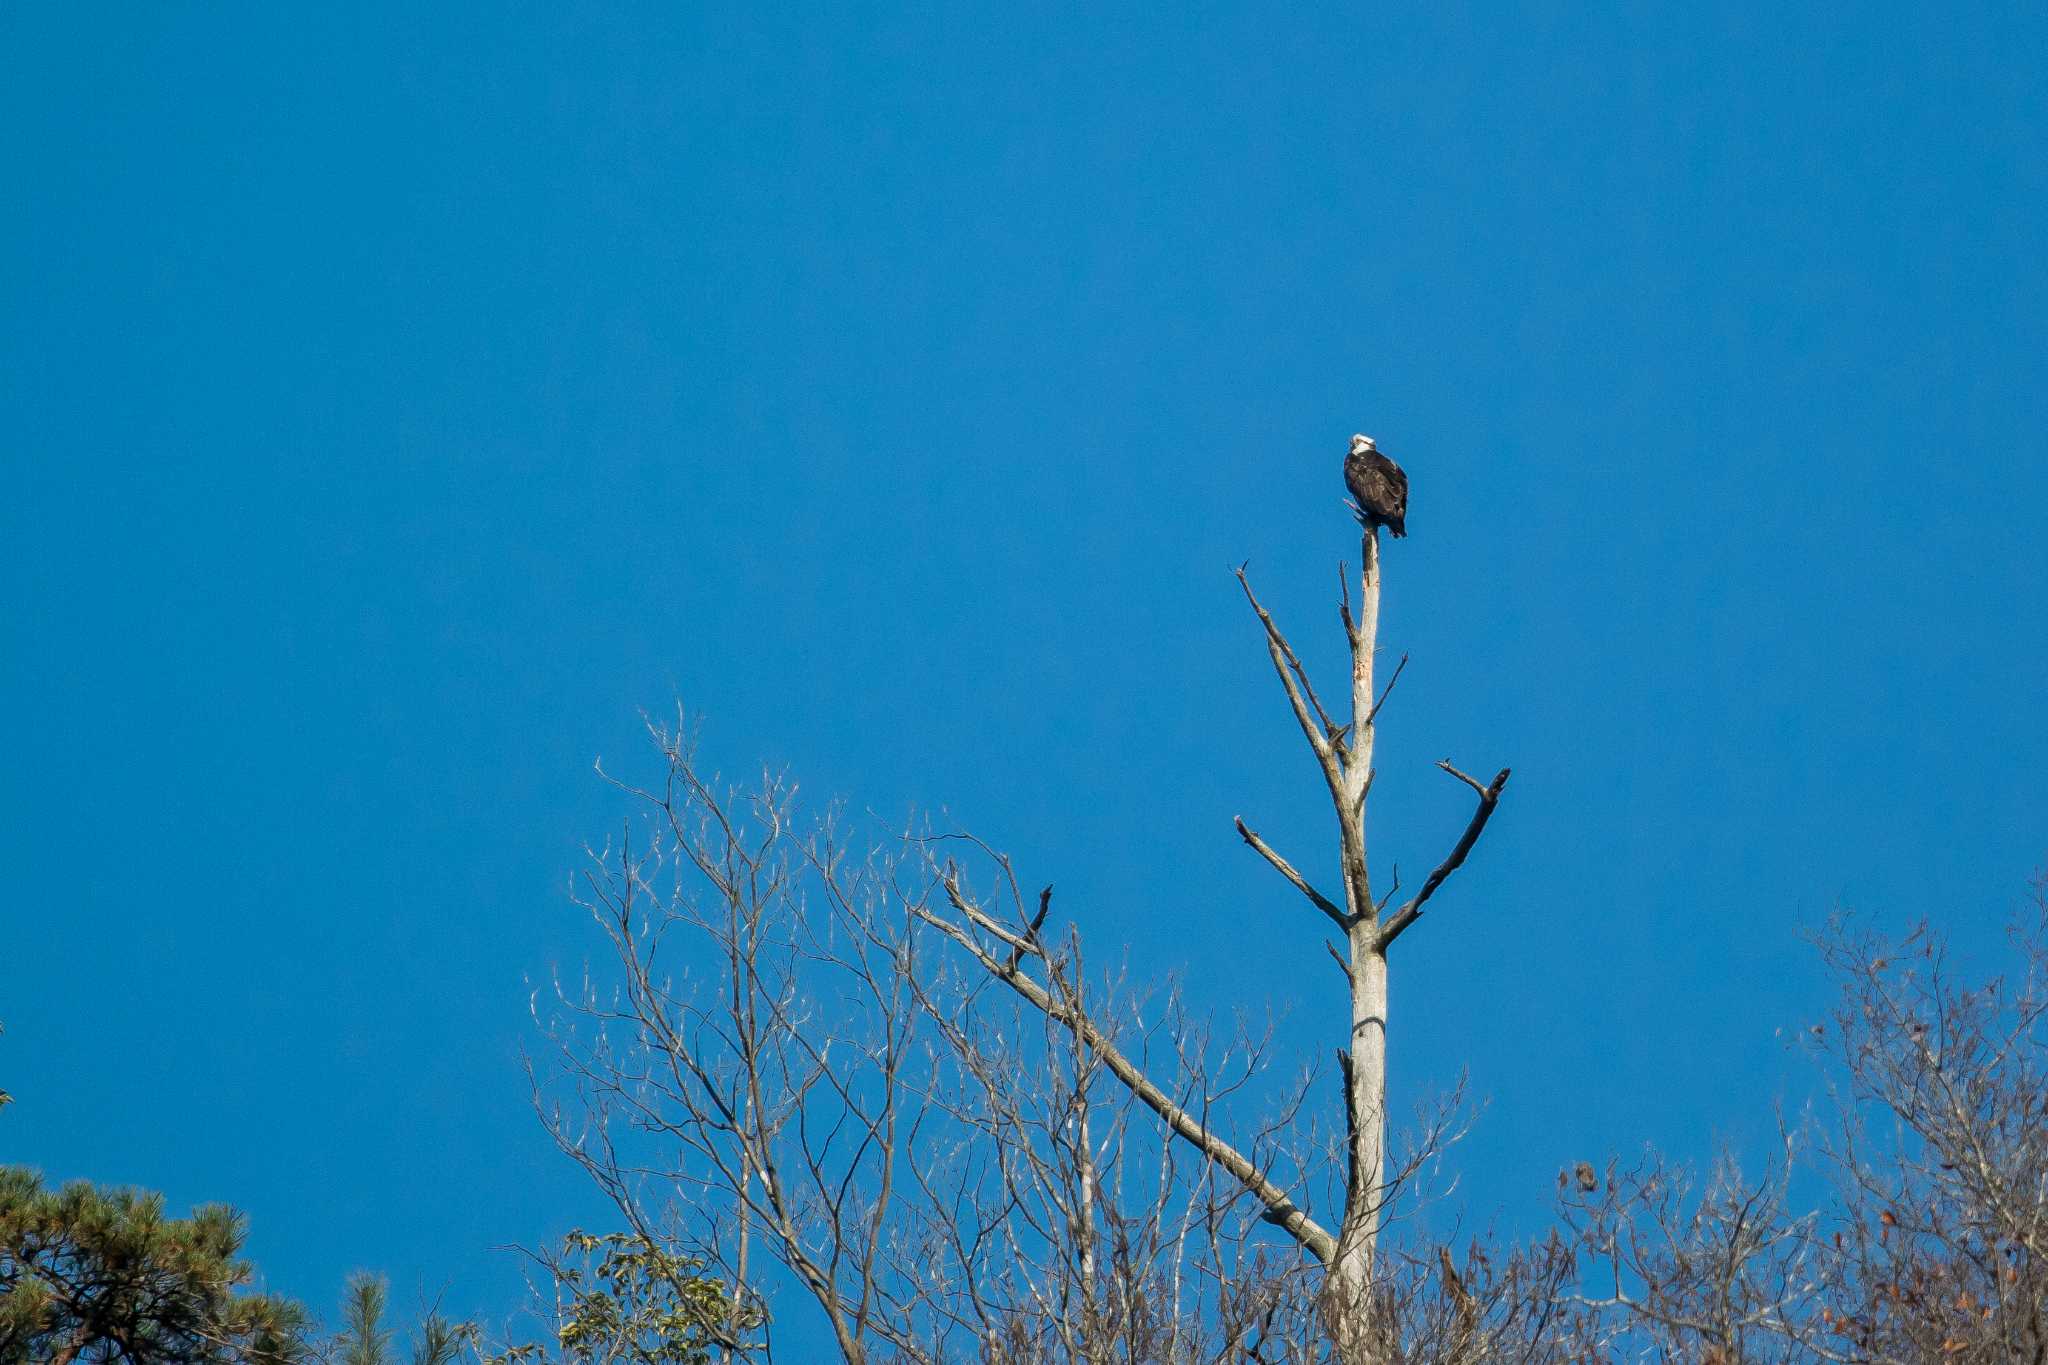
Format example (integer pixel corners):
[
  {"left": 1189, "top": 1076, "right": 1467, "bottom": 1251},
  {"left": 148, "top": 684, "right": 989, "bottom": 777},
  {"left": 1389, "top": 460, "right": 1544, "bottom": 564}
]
[
  {"left": 1328, "top": 534, "right": 1387, "bottom": 1356},
  {"left": 1237, "top": 527, "right": 1509, "bottom": 1362}
]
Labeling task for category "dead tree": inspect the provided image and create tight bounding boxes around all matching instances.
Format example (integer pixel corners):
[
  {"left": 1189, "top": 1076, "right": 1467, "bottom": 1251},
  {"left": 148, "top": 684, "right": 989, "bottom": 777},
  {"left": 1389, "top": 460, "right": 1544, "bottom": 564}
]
[
  {"left": 1796, "top": 886, "right": 2048, "bottom": 1362},
  {"left": 1547, "top": 876, "right": 2048, "bottom": 1361},
  {"left": 530, "top": 512, "right": 1516, "bottom": 1362},
  {"left": 929, "top": 524, "right": 1511, "bottom": 1361},
  {"left": 1236, "top": 530, "right": 1509, "bottom": 1343},
  {"left": 531, "top": 729, "right": 1343, "bottom": 1363}
]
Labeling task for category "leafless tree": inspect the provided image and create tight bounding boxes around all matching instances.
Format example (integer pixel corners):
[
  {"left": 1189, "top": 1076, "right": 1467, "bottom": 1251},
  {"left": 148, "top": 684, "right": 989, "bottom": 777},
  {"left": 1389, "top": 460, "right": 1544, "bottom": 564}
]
[
  {"left": 1796, "top": 878, "right": 2048, "bottom": 1361},
  {"left": 523, "top": 515, "right": 1522, "bottom": 1363},
  {"left": 1555, "top": 1141, "right": 1829, "bottom": 1359},
  {"left": 1547, "top": 874, "right": 2048, "bottom": 1361}
]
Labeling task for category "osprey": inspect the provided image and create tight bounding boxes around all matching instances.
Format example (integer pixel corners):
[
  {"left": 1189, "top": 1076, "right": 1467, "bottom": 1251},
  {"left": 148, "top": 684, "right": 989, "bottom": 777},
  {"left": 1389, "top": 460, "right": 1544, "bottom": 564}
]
[{"left": 1344, "top": 434, "right": 1407, "bottom": 538}]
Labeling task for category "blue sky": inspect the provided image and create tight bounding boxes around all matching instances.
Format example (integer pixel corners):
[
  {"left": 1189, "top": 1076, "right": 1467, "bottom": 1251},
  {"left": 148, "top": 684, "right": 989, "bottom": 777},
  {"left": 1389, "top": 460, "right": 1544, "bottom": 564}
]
[{"left": 4, "top": 0, "right": 2044, "bottom": 1343}]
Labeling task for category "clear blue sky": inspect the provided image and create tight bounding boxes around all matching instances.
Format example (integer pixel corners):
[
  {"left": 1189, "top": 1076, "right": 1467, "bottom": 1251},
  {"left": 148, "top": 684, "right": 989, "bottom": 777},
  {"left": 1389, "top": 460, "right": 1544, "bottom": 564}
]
[{"left": 4, "top": 0, "right": 2044, "bottom": 1341}]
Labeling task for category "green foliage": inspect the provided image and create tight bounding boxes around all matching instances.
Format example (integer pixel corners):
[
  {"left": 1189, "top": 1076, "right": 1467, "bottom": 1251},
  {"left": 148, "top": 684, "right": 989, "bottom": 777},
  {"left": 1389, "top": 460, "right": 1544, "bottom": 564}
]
[
  {"left": 338, "top": 1273, "right": 392, "bottom": 1365},
  {"left": 328, "top": 1271, "right": 470, "bottom": 1365},
  {"left": 485, "top": 1232, "right": 761, "bottom": 1365},
  {"left": 0, "top": 1165, "right": 307, "bottom": 1364}
]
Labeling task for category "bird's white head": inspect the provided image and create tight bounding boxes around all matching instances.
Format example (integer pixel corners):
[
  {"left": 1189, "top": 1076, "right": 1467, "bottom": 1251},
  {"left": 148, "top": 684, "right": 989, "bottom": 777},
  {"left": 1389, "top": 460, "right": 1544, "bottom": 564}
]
[{"left": 1350, "top": 434, "right": 1376, "bottom": 455}]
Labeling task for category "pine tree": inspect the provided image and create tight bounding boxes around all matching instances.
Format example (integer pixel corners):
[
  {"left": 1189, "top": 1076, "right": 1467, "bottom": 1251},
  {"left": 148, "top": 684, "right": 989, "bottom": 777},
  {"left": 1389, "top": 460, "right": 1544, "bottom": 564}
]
[
  {"left": 0, "top": 1166, "right": 307, "bottom": 1364},
  {"left": 338, "top": 1275, "right": 392, "bottom": 1365},
  {"left": 329, "top": 1271, "right": 468, "bottom": 1365}
]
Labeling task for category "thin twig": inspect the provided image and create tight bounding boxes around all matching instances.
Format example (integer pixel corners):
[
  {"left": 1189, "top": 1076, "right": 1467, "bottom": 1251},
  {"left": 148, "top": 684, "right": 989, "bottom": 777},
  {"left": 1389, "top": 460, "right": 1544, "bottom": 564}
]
[
  {"left": 1438, "top": 760, "right": 1492, "bottom": 796},
  {"left": 1366, "top": 653, "right": 1410, "bottom": 728}
]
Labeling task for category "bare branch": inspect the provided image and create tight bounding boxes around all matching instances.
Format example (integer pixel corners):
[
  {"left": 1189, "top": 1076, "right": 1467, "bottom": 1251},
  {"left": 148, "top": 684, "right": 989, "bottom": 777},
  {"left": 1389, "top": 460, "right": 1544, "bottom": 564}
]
[
  {"left": 1002, "top": 883, "right": 1054, "bottom": 975},
  {"left": 940, "top": 867, "right": 1039, "bottom": 961},
  {"left": 1235, "top": 817, "right": 1348, "bottom": 929},
  {"left": 1235, "top": 564, "right": 1343, "bottom": 782},
  {"left": 1374, "top": 765, "right": 1511, "bottom": 952},
  {"left": 1365, "top": 653, "right": 1409, "bottom": 728},
  {"left": 1437, "top": 760, "right": 1493, "bottom": 797}
]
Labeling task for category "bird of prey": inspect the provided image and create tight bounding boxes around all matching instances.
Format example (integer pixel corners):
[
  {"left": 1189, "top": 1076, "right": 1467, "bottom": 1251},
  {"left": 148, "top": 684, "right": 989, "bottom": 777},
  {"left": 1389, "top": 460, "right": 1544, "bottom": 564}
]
[{"left": 1343, "top": 434, "right": 1408, "bottom": 538}]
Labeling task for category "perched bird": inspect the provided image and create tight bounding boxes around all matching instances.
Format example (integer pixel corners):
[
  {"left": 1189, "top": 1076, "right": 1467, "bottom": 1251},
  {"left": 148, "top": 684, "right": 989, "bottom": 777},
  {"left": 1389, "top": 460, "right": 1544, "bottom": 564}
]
[{"left": 1343, "top": 434, "right": 1408, "bottom": 538}]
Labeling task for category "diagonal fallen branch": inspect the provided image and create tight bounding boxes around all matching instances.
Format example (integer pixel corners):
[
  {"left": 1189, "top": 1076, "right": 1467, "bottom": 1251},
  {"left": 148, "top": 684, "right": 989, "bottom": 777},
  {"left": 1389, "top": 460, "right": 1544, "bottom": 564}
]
[{"left": 923, "top": 870, "right": 1339, "bottom": 1265}]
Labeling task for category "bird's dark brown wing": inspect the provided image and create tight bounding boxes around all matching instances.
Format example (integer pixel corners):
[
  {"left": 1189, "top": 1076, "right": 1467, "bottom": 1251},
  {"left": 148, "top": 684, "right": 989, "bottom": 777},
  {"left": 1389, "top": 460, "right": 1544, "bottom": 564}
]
[
  {"left": 1345, "top": 452, "right": 1406, "bottom": 521},
  {"left": 1381, "top": 456, "right": 1408, "bottom": 517},
  {"left": 1343, "top": 451, "right": 1379, "bottom": 508}
]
